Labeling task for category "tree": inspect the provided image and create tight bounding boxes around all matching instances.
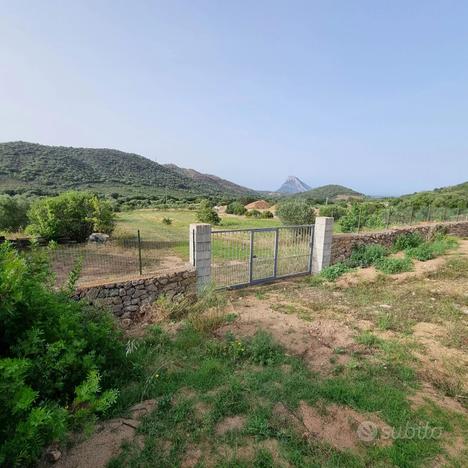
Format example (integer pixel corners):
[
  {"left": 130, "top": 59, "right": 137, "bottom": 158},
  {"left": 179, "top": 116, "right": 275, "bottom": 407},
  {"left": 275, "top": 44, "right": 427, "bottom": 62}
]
[
  {"left": 0, "top": 196, "right": 29, "bottom": 231},
  {"left": 277, "top": 199, "right": 315, "bottom": 225},
  {"left": 226, "top": 201, "right": 246, "bottom": 216},
  {"left": 196, "top": 200, "right": 221, "bottom": 225},
  {"left": 27, "top": 191, "right": 115, "bottom": 242}
]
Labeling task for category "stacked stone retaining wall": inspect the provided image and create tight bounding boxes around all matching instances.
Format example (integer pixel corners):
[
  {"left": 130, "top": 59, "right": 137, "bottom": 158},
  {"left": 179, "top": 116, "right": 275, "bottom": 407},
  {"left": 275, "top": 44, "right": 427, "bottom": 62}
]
[{"left": 331, "top": 221, "right": 468, "bottom": 264}]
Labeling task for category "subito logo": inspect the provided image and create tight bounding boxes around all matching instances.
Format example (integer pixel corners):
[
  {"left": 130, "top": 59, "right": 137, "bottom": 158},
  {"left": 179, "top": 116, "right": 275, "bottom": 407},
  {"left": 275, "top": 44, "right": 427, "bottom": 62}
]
[{"left": 357, "top": 421, "right": 378, "bottom": 442}]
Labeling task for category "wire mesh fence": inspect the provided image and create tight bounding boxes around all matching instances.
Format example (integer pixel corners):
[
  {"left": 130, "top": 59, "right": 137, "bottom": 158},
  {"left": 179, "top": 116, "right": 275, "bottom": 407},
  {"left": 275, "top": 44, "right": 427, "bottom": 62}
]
[
  {"left": 47, "top": 234, "right": 189, "bottom": 287},
  {"left": 332, "top": 205, "right": 468, "bottom": 233},
  {"left": 211, "top": 225, "right": 314, "bottom": 288}
]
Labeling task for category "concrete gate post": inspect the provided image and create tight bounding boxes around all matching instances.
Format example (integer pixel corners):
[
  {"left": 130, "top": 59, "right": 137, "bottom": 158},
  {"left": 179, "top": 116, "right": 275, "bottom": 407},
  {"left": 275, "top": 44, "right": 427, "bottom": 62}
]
[
  {"left": 311, "top": 217, "right": 334, "bottom": 274},
  {"left": 189, "top": 223, "right": 212, "bottom": 290}
]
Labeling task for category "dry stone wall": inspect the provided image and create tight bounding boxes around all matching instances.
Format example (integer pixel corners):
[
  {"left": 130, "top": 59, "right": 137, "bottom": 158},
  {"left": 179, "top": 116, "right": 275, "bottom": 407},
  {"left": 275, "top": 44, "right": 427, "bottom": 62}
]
[
  {"left": 73, "top": 268, "right": 196, "bottom": 320},
  {"left": 331, "top": 221, "right": 468, "bottom": 264}
]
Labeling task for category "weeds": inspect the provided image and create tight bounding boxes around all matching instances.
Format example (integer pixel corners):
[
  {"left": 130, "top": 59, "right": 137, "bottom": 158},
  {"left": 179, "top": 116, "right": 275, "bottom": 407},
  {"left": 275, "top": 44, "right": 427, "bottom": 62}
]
[{"left": 375, "top": 256, "right": 413, "bottom": 274}]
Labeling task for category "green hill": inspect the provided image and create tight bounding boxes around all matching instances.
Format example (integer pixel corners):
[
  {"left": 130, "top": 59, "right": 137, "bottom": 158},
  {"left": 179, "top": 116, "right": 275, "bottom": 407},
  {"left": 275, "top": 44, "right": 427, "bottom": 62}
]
[
  {"left": 0, "top": 141, "right": 254, "bottom": 198},
  {"left": 391, "top": 181, "right": 468, "bottom": 208},
  {"left": 297, "top": 184, "right": 364, "bottom": 201},
  {"left": 163, "top": 163, "right": 255, "bottom": 196}
]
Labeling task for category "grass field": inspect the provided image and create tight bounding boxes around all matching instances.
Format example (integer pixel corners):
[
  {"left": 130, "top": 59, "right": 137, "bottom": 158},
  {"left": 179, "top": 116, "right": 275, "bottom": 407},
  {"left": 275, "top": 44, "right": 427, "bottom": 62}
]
[{"left": 115, "top": 209, "right": 282, "bottom": 240}]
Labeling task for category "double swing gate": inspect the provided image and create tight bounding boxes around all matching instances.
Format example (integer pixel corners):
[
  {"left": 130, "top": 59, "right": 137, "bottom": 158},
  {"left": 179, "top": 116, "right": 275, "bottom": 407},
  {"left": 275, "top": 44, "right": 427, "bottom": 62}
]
[{"left": 211, "top": 225, "right": 314, "bottom": 288}]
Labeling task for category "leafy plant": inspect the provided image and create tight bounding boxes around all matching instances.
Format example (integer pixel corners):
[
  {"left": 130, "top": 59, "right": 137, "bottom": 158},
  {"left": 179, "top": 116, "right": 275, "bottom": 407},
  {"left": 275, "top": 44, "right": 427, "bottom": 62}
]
[
  {"left": 347, "top": 244, "right": 388, "bottom": 268},
  {"left": 0, "top": 196, "right": 30, "bottom": 232},
  {"left": 226, "top": 201, "right": 246, "bottom": 216},
  {"left": 374, "top": 257, "right": 413, "bottom": 274},
  {"left": 162, "top": 217, "right": 173, "bottom": 225},
  {"left": 196, "top": 200, "right": 220, "bottom": 225},
  {"left": 246, "top": 209, "right": 262, "bottom": 218},
  {"left": 27, "top": 191, "right": 115, "bottom": 241},
  {"left": 318, "top": 262, "right": 353, "bottom": 281},
  {"left": 260, "top": 210, "right": 274, "bottom": 219},
  {"left": 0, "top": 243, "right": 127, "bottom": 466},
  {"left": 393, "top": 232, "right": 424, "bottom": 251},
  {"left": 277, "top": 199, "right": 315, "bottom": 225}
]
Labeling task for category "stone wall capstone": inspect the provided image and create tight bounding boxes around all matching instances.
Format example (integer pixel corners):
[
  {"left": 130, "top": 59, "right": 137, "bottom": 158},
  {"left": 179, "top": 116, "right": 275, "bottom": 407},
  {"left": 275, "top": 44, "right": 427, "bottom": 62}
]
[
  {"left": 331, "top": 221, "right": 468, "bottom": 264},
  {"left": 73, "top": 268, "right": 196, "bottom": 320}
]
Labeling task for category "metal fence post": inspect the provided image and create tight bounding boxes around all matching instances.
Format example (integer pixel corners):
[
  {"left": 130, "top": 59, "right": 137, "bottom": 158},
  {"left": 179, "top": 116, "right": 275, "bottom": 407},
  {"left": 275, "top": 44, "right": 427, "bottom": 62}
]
[
  {"left": 137, "top": 230, "right": 143, "bottom": 275},
  {"left": 311, "top": 217, "right": 334, "bottom": 274},
  {"left": 273, "top": 228, "right": 279, "bottom": 277},
  {"left": 189, "top": 224, "right": 212, "bottom": 291},
  {"left": 249, "top": 230, "right": 254, "bottom": 284}
]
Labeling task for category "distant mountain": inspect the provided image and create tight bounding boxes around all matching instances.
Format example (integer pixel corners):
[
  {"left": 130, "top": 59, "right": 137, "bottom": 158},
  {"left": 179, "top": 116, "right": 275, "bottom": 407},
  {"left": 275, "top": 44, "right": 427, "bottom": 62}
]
[
  {"left": 163, "top": 163, "right": 255, "bottom": 196},
  {"left": 298, "top": 184, "right": 364, "bottom": 201},
  {"left": 277, "top": 176, "right": 311, "bottom": 194},
  {"left": 0, "top": 141, "right": 252, "bottom": 198}
]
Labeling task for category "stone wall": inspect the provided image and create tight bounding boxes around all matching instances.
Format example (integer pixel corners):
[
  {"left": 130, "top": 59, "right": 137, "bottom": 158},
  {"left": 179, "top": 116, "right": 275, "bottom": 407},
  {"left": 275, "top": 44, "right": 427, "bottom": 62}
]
[
  {"left": 73, "top": 268, "right": 196, "bottom": 320},
  {"left": 331, "top": 221, "right": 468, "bottom": 264}
]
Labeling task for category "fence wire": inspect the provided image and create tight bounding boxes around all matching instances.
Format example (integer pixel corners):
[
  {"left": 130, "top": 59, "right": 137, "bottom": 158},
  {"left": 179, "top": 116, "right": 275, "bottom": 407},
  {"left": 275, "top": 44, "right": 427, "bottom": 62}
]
[{"left": 48, "top": 235, "right": 189, "bottom": 287}]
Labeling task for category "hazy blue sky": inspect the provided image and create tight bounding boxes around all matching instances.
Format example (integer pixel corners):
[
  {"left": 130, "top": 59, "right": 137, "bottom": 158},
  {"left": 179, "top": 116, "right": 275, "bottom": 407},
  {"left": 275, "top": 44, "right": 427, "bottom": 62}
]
[{"left": 1, "top": 1, "right": 467, "bottom": 195}]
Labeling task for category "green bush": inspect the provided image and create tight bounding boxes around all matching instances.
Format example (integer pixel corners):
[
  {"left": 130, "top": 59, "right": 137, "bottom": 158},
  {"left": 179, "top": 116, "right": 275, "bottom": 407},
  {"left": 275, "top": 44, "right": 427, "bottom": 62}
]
[
  {"left": 162, "top": 217, "right": 173, "bottom": 225},
  {"left": 406, "top": 236, "right": 458, "bottom": 261},
  {"left": 27, "top": 191, "right": 115, "bottom": 242},
  {"left": 246, "top": 209, "right": 261, "bottom": 218},
  {"left": 374, "top": 257, "right": 413, "bottom": 274},
  {"left": 260, "top": 210, "right": 274, "bottom": 219},
  {"left": 0, "top": 196, "right": 30, "bottom": 232},
  {"left": 196, "top": 200, "right": 220, "bottom": 225},
  {"left": 226, "top": 201, "right": 246, "bottom": 216},
  {"left": 318, "top": 204, "right": 347, "bottom": 220},
  {"left": 347, "top": 244, "right": 388, "bottom": 268},
  {"left": 0, "top": 243, "right": 128, "bottom": 466},
  {"left": 318, "top": 262, "right": 353, "bottom": 281},
  {"left": 393, "top": 232, "right": 424, "bottom": 251},
  {"left": 277, "top": 199, "right": 315, "bottom": 225}
]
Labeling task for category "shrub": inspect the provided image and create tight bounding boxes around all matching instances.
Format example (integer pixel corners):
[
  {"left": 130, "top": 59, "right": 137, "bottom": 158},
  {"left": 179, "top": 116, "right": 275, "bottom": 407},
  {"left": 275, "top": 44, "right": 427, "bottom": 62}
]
[
  {"left": 374, "top": 257, "right": 413, "bottom": 274},
  {"left": 260, "top": 210, "right": 274, "bottom": 219},
  {"left": 0, "top": 243, "right": 128, "bottom": 465},
  {"left": 246, "top": 209, "right": 262, "bottom": 218},
  {"left": 27, "top": 191, "right": 115, "bottom": 242},
  {"left": 162, "top": 217, "right": 173, "bottom": 225},
  {"left": 196, "top": 200, "right": 220, "bottom": 225},
  {"left": 393, "top": 232, "right": 424, "bottom": 251},
  {"left": 347, "top": 244, "right": 388, "bottom": 268},
  {"left": 319, "top": 262, "right": 353, "bottom": 281},
  {"left": 226, "top": 201, "right": 246, "bottom": 216},
  {"left": 405, "top": 243, "right": 435, "bottom": 261},
  {"left": 406, "top": 236, "right": 458, "bottom": 261},
  {"left": 0, "top": 196, "right": 30, "bottom": 232},
  {"left": 277, "top": 199, "right": 315, "bottom": 225},
  {"left": 318, "top": 204, "right": 347, "bottom": 220}
]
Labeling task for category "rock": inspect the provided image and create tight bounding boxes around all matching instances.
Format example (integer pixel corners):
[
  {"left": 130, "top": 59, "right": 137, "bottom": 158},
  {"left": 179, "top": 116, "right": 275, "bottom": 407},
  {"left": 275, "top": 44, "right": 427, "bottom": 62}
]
[
  {"left": 46, "top": 447, "right": 62, "bottom": 463},
  {"left": 88, "top": 233, "right": 110, "bottom": 243}
]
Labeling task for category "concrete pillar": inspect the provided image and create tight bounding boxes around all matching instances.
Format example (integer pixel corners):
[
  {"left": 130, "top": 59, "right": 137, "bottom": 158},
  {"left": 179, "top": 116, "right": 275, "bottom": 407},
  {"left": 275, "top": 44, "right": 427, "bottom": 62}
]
[
  {"left": 311, "top": 217, "right": 334, "bottom": 274},
  {"left": 189, "top": 223, "right": 212, "bottom": 290}
]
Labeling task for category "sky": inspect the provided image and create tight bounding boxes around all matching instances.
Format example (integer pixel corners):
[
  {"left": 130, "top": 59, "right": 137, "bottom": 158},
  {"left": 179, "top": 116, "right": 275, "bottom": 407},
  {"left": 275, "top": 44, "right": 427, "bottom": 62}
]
[{"left": 1, "top": 1, "right": 467, "bottom": 195}]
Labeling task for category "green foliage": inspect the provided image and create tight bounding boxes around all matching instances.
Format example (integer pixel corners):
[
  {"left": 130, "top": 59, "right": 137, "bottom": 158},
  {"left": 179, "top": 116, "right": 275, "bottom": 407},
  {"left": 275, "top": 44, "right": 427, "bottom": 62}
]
[
  {"left": 347, "top": 244, "right": 388, "bottom": 268},
  {"left": 318, "top": 262, "right": 353, "bottom": 281},
  {"left": 406, "top": 235, "right": 458, "bottom": 261},
  {"left": 393, "top": 232, "right": 424, "bottom": 251},
  {"left": 0, "top": 196, "right": 30, "bottom": 231},
  {"left": 339, "top": 202, "right": 386, "bottom": 232},
  {"left": 0, "top": 243, "right": 128, "bottom": 466},
  {"left": 226, "top": 201, "right": 247, "bottom": 216},
  {"left": 162, "top": 217, "right": 173, "bottom": 225},
  {"left": 277, "top": 199, "right": 315, "bottom": 225},
  {"left": 318, "top": 204, "right": 347, "bottom": 220},
  {"left": 196, "top": 200, "right": 221, "bottom": 225},
  {"left": 298, "top": 184, "right": 363, "bottom": 200},
  {"left": 260, "top": 210, "right": 274, "bottom": 219},
  {"left": 27, "top": 191, "right": 115, "bottom": 241},
  {"left": 0, "top": 141, "right": 255, "bottom": 199},
  {"left": 374, "top": 257, "right": 413, "bottom": 274},
  {"left": 246, "top": 209, "right": 261, "bottom": 218}
]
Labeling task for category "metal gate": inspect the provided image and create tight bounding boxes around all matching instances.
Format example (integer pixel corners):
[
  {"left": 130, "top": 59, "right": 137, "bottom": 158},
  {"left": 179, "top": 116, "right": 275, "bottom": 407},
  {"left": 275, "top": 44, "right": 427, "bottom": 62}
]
[{"left": 211, "top": 225, "right": 314, "bottom": 288}]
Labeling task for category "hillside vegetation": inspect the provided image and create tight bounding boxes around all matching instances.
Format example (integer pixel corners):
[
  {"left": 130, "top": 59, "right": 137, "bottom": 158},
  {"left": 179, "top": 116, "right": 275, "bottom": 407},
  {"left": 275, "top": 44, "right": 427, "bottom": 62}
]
[
  {"left": 163, "top": 164, "right": 255, "bottom": 196},
  {"left": 0, "top": 142, "right": 251, "bottom": 199},
  {"left": 298, "top": 184, "right": 363, "bottom": 201}
]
